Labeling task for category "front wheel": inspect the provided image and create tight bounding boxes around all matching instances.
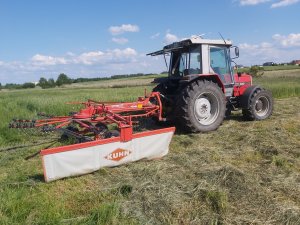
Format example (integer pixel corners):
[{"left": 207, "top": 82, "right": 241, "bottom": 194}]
[
  {"left": 242, "top": 89, "right": 273, "bottom": 120},
  {"left": 176, "top": 80, "right": 226, "bottom": 132}
]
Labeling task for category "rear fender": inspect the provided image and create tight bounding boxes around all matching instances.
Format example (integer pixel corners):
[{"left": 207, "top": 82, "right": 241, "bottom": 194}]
[{"left": 184, "top": 74, "right": 225, "bottom": 93}]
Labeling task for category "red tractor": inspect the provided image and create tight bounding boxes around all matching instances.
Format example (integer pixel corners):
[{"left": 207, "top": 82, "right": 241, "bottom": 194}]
[{"left": 147, "top": 36, "right": 273, "bottom": 132}]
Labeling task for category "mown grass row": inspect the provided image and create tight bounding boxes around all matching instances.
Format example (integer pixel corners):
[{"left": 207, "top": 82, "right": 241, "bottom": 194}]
[{"left": 0, "top": 179, "right": 138, "bottom": 224}]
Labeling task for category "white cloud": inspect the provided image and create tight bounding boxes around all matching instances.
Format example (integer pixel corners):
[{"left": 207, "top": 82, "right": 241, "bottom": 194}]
[
  {"left": 109, "top": 24, "right": 139, "bottom": 35},
  {"left": 164, "top": 32, "right": 179, "bottom": 44},
  {"left": 109, "top": 48, "right": 137, "bottom": 58},
  {"left": 239, "top": 0, "right": 271, "bottom": 5},
  {"left": 66, "top": 52, "right": 75, "bottom": 56},
  {"left": 272, "top": 33, "right": 300, "bottom": 47},
  {"left": 76, "top": 51, "right": 105, "bottom": 65},
  {"left": 112, "top": 37, "right": 129, "bottom": 44},
  {"left": 260, "top": 42, "right": 273, "bottom": 48},
  {"left": 31, "top": 54, "right": 67, "bottom": 65},
  {"left": 0, "top": 48, "right": 166, "bottom": 85},
  {"left": 74, "top": 48, "right": 137, "bottom": 65},
  {"left": 238, "top": 33, "right": 300, "bottom": 65},
  {"left": 271, "top": 0, "right": 300, "bottom": 8},
  {"left": 238, "top": 0, "right": 300, "bottom": 7},
  {"left": 150, "top": 33, "right": 160, "bottom": 39},
  {"left": 238, "top": 42, "right": 279, "bottom": 64}
]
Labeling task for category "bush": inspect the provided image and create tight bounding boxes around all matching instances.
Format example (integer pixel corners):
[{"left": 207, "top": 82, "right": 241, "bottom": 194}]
[
  {"left": 38, "top": 77, "right": 57, "bottom": 89},
  {"left": 56, "top": 73, "right": 72, "bottom": 86},
  {"left": 249, "top": 66, "right": 264, "bottom": 78},
  {"left": 22, "top": 82, "right": 35, "bottom": 89},
  {"left": 47, "top": 78, "right": 56, "bottom": 88},
  {"left": 4, "top": 83, "right": 22, "bottom": 89}
]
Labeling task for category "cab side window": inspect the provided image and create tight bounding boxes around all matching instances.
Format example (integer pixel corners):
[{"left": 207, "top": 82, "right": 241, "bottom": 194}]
[
  {"left": 189, "top": 46, "right": 201, "bottom": 75},
  {"left": 170, "top": 46, "right": 202, "bottom": 76},
  {"left": 210, "top": 47, "right": 232, "bottom": 84}
]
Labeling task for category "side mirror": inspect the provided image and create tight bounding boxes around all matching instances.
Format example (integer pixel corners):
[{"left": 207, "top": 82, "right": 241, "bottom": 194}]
[
  {"left": 235, "top": 47, "right": 239, "bottom": 58},
  {"left": 231, "top": 46, "right": 239, "bottom": 59}
]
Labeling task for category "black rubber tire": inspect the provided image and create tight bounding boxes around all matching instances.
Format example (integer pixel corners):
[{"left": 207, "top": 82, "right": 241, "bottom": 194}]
[
  {"left": 95, "top": 122, "right": 108, "bottom": 132},
  {"left": 105, "top": 130, "right": 120, "bottom": 138},
  {"left": 242, "top": 89, "right": 273, "bottom": 120},
  {"left": 225, "top": 102, "right": 232, "bottom": 119},
  {"left": 152, "top": 83, "right": 167, "bottom": 95},
  {"left": 176, "top": 80, "right": 226, "bottom": 132},
  {"left": 61, "top": 126, "right": 79, "bottom": 140}
]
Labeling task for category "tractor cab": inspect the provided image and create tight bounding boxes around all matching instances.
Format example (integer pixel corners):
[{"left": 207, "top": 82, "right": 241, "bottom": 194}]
[{"left": 147, "top": 36, "right": 239, "bottom": 96}]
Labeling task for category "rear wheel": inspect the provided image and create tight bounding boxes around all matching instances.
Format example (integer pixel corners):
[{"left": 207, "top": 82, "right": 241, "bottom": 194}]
[
  {"left": 242, "top": 89, "right": 273, "bottom": 120},
  {"left": 176, "top": 80, "right": 226, "bottom": 132}
]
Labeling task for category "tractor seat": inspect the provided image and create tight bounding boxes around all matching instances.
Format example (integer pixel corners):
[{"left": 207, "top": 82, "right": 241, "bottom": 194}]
[{"left": 184, "top": 68, "right": 201, "bottom": 75}]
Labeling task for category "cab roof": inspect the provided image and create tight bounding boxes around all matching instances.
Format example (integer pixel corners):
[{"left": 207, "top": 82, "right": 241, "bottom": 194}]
[{"left": 147, "top": 36, "right": 232, "bottom": 56}]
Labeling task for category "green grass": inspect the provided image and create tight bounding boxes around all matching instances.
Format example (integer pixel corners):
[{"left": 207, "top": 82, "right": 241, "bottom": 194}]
[
  {"left": 263, "top": 65, "right": 300, "bottom": 71},
  {"left": 0, "top": 71, "right": 300, "bottom": 224},
  {"left": 238, "top": 65, "right": 300, "bottom": 73},
  {"left": 254, "top": 76, "right": 300, "bottom": 98}
]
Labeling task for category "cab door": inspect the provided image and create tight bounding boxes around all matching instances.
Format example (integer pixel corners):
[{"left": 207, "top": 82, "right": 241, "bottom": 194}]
[{"left": 209, "top": 46, "right": 234, "bottom": 85}]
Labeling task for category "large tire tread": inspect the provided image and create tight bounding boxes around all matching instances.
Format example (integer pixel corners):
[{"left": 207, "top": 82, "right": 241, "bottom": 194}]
[
  {"left": 176, "top": 80, "right": 226, "bottom": 133},
  {"left": 242, "top": 89, "right": 273, "bottom": 120}
]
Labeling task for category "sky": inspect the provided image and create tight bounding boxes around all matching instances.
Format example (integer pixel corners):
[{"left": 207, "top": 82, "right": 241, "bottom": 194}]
[{"left": 0, "top": 0, "right": 299, "bottom": 84}]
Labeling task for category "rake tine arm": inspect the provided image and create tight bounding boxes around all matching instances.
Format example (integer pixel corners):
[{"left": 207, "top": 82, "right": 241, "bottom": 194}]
[{"left": 35, "top": 118, "right": 71, "bottom": 127}]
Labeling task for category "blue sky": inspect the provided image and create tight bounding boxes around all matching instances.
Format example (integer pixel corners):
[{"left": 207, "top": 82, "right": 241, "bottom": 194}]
[{"left": 0, "top": 0, "right": 299, "bottom": 84}]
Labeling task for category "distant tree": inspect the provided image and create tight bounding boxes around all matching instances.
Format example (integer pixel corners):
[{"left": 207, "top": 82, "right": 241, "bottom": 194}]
[
  {"left": 22, "top": 82, "right": 35, "bottom": 89},
  {"left": 4, "top": 83, "right": 22, "bottom": 89},
  {"left": 38, "top": 77, "right": 49, "bottom": 89},
  {"left": 48, "top": 78, "right": 56, "bottom": 88},
  {"left": 160, "top": 71, "right": 168, "bottom": 74},
  {"left": 249, "top": 66, "right": 264, "bottom": 78},
  {"left": 0, "top": 83, "right": 2, "bottom": 90},
  {"left": 56, "top": 73, "right": 72, "bottom": 86}
]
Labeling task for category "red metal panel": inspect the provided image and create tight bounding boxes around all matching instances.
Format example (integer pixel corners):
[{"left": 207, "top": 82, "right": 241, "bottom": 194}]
[
  {"left": 120, "top": 126, "right": 133, "bottom": 142},
  {"left": 233, "top": 73, "right": 252, "bottom": 97}
]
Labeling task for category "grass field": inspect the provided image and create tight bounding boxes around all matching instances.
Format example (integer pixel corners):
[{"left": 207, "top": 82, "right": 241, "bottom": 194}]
[
  {"left": 261, "top": 65, "right": 300, "bottom": 71},
  {"left": 0, "top": 70, "right": 300, "bottom": 224}
]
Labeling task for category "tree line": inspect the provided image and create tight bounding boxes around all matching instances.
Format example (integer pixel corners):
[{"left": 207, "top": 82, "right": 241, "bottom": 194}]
[
  {"left": 38, "top": 73, "right": 72, "bottom": 89},
  {"left": 1, "top": 73, "right": 157, "bottom": 90},
  {"left": 0, "top": 73, "right": 73, "bottom": 90}
]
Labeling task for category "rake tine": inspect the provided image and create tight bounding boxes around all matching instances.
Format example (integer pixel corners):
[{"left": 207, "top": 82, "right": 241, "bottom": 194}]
[{"left": 25, "top": 140, "right": 58, "bottom": 160}]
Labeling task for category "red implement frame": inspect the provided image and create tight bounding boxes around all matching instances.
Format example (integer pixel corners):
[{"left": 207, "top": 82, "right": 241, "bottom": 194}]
[{"left": 16, "top": 92, "right": 164, "bottom": 142}]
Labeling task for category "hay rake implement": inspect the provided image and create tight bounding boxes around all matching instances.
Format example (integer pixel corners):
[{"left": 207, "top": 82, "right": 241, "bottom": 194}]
[{"left": 9, "top": 92, "right": 175, "bottom": 182}]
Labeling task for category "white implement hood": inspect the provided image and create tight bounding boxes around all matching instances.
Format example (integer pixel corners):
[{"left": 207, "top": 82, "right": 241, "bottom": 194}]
[{"left": 41, "top": 127, "right": 175, "bottom": 182}]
